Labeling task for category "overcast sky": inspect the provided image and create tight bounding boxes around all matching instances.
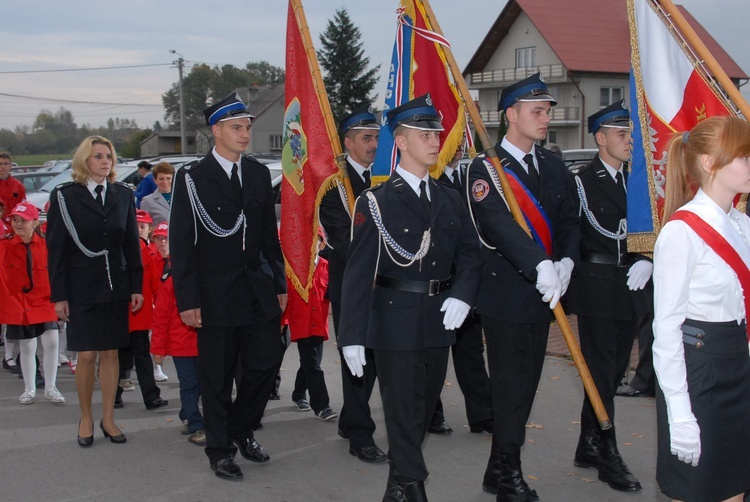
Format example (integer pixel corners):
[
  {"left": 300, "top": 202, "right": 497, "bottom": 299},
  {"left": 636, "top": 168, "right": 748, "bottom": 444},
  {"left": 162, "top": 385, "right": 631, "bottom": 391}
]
[{"left": 1, "top": 0, "right": 747, "bottom": 131}]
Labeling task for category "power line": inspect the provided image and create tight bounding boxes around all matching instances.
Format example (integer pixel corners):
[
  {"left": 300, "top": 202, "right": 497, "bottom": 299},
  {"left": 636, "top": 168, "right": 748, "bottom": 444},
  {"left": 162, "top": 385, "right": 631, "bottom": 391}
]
[
  {"left": 0, "top": 63, "right": 173, "bottom": 75},
  {"left": 0, "top": 92, "right": 162, "bottom": 107}
]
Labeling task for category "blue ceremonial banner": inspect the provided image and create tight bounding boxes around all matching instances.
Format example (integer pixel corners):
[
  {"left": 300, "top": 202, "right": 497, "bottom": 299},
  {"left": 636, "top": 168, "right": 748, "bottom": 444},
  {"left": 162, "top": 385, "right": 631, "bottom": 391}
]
[{"left": 626, "top": 70, "right": 654, "bottom": 236}]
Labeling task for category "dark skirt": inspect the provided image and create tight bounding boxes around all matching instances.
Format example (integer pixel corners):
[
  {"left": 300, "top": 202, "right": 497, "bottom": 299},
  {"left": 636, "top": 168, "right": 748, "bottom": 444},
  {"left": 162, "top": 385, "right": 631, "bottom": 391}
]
[
  {"left": 656, "top": 319, "right": 750, "bottom": 501},
  {"left": 66, "top": 301, "right": 130, "bottom": 352},
  {"left": 5, "top": 322, "right": 59, "bottom": 341}
]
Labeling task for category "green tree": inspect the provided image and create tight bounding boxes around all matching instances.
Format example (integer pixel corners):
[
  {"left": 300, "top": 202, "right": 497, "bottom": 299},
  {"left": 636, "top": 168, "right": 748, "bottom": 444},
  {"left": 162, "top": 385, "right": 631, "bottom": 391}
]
[
  {"left": 317, "top": 8, "right": 380, "bottom": 121},
  {"left": 120, "top": 128, "right": 153, "bottom": 158},
  {"left": 162, "top": 61, "right": 285, "bottom": 131}
]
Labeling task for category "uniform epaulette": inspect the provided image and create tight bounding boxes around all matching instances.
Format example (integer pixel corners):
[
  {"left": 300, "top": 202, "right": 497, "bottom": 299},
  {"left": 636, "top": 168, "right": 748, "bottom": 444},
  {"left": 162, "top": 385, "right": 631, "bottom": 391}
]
[
  {"left": 575, "top": 163, "right": 594, "bottom": 175},
  {"left": 56, "top": 181, "right": 75, "bottom": 190},
  {"left": 369, "top": 181, "right": 385, "bottom": 191}
]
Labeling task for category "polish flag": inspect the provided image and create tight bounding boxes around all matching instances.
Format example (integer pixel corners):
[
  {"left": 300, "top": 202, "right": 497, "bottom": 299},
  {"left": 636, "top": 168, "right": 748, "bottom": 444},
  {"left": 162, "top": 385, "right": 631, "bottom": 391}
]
[{"left": 627, "top": 0, "right": 730, "bottom": 245}]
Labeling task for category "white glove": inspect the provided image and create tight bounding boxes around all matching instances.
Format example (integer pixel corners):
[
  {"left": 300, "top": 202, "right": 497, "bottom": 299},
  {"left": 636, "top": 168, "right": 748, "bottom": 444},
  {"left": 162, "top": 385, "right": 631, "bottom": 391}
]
[
  {"left": 342, "top": 345, "right": 366, "bottom": 378},
  {"left": 440, "top": 298, "right": 471, "bottom": 331},
  {"left": 553, "top": 257, "right": 574, "bottom": 296},
  {"left": 535, "top": 260, "right": 562, "bottom": 309},
  {"left": 627, "top": 260, "right": 653, "bottom": 290},
  {"left": 669, "top": 419, "right": 701, "bottom": 466}
]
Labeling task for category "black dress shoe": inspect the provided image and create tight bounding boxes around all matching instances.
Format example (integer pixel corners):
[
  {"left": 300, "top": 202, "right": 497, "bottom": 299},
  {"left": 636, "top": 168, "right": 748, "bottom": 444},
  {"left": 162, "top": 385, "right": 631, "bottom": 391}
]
[
  {"left": 77, "top": 421, "right": 94, "bottom": 447},
  {"left": 100, "top": 421, "right": 127, "bottom": 444},
  {"left": 469, "top": 419, "right": 494, "bottom": 434},
  {"left": 145, "top": 397, "right": 169, "bottom": 410},
  {"left": 428, "top": 420, "right": 453, "bottom": 435},
  {"left": 268, "top": 391, "right": 280, "bottom": 400},
  {"left": 3, "top": 358, "right": 19, "bottom": 374},
  {"left": 349, "top": 444, "right": 388, "bottom": 463},
  {"left": 337, "top": 429, "right": 349, "bottom": 440},
  {"left": 114, "top": 395, "right": 124, "bottom": 409},
  {"left": 232, "top": 437, "right": 270, "bottom": 463},
  {"left": 210, "top": 457, "right": 243, "bottom": 481},
  {"left": 574, "top": 429, "right": 642, "bottom": 492}
]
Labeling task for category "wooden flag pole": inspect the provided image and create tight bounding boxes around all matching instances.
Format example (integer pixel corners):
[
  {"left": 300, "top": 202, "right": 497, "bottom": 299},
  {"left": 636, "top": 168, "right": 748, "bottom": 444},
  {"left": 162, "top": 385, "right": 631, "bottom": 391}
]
[
  {"left": 420, "top": 0, "right": 612, "bottom": 429},
  {"left": 289, "top": 0, "right": 356, "bottom": 215},
  {"left": 658, "top": 0, "right": 750, "bottom": 120}
]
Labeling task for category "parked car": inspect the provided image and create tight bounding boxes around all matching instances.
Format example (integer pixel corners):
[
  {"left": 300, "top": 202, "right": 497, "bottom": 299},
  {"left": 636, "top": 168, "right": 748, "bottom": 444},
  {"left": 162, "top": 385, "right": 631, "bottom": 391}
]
[
  {"left": 47, "top": 159, "right": 73, "bottom": 173},
  {"left": 27, "top": 164, "right": 140, "bottom": 219},
  {"left": 562, "top": 148, "right": 598, "bottom": 173},
  {"left": 12, "top": 172, "right": 57, "bottom": 192}
]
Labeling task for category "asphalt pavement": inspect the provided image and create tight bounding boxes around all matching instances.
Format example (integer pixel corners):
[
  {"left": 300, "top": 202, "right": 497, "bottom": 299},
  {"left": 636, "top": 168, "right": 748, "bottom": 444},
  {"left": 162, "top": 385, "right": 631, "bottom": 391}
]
[{"left": 0, "top": 321, "right": 666, "bottom": 502}]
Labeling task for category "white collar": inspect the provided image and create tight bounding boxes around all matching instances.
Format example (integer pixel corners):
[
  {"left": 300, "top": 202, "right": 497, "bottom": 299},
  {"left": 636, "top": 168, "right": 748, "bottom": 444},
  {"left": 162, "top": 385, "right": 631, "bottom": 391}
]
[
  {"left": 346, "top": 155, "right": 370, "bottom": 181},
  {"left": 212, "top": 147, "right": 242, "bottom": 182},
  {"left": 501, "top": 137, "right": 536, "bottom": 172},
  {"left": 395, "top": 165, "right": 430, "bottom": 200},
  {"left": 86, "top": 178, "right": 107, "bottom": 198}
]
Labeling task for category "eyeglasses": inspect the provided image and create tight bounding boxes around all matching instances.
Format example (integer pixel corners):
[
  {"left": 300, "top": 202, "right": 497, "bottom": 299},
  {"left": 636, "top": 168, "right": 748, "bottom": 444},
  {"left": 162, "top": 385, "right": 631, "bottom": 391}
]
[
  {"left": 91, "top": 153, "right": 113, "bottom": 161},
  {"left": 0, "top": 162, "right": 12, "bottom": 166}
]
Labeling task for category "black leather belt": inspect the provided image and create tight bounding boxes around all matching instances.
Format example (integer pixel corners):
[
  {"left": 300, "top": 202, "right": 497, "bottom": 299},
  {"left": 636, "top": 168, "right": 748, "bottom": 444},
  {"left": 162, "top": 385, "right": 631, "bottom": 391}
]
[
  {"left": 581, "top": 252, "right": 635, "bottom": 268},
  {"left": 375, "top": 275, "right": 452, "bottom": 296}
]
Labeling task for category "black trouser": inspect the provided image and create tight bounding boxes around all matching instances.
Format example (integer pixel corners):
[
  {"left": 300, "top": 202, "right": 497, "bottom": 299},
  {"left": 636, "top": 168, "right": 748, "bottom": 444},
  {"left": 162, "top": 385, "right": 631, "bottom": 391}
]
[
  {"left": 374, "top": 347, "right": 449, "bottom": 481},
  {"left": 197, "top": 320, "right": 283, "bottom": 464},
  {"left": 450, "top": 313, "right": 492, "bottom": 425},
  {"left": 332, "top": 301, "right": 378, "bottom": 449},
  {"left": 629, "top": 283, "right": 655, "bottom": 394},
  {"left": 116, "top": 330, "right": 160, "bottom": 405},
  {"left": 577, "top": 315, "right": 636, "bottom": 431},
  {"left": 483, "top": 317, "right": 549, "bottom": 452},
  {"left": 292, "top": 336, "right": 330, "bottom": 414}
]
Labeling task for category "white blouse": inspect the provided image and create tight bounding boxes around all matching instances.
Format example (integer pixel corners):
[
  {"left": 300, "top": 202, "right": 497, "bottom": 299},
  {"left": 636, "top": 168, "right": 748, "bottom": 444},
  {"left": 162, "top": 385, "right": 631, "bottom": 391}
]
[{"left": 652, "top": 189, "right": 750, "bottom": 422}]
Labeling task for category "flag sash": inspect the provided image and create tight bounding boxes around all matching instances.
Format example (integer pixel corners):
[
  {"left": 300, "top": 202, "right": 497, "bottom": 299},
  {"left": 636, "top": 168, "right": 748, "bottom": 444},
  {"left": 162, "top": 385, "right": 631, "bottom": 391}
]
[
  {"left": 501, "top": 166, "right": 553, "bottom": 256},
  {"left": 670, "top": 210, "right": 750, "bottom": 341}
]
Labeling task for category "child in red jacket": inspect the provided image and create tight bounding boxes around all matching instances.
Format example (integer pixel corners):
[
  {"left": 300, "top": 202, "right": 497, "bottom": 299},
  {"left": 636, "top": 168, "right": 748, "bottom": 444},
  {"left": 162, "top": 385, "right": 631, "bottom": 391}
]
[
  {"left": 284, "top": 228, "right": 337, "bottom": 421},
  {"left": 150, "top": 222, "right": 204, "bottom": 445}
]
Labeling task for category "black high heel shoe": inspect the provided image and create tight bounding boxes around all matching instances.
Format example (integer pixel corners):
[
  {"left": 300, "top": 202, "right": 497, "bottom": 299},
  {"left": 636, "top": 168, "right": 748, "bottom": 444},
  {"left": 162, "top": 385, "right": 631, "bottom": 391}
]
[
  {"left": 77, "top": 420, "right": 94, "bottom": 447},
  {"left": 100, "top": 421, "right": 127, "bottom": 444}
]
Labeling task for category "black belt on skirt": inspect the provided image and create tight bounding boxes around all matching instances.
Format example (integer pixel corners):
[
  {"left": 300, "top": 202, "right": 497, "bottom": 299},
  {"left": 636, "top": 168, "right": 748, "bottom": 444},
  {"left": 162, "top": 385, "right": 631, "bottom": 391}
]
[
  {"left": 375, "top": 274, "right": 452, "bottom": 296},
  {"left": 581, "top": 251, "right": 636, "bottom": 268},
  {"left": 681, "top": 318, "right": 748, "bottom": 355}
]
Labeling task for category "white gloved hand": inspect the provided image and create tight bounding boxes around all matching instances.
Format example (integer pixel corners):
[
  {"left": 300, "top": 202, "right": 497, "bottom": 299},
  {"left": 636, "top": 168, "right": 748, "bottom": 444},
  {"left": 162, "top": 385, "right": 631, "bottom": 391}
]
[
  {"left": 627, "top": 260, "right": 653, "bottom": 290},
  {"left": 553, "top": 257, "right": 574, "bottom": 296},
  {"left": 535, "top": 260, "right": 562, "bottom": 309},
  {"left": 440, "top": 297, "right": 471, "bottom": 331},
  {"left": 669, "top": 419, "right": 701, "bottom": 466},
  {"left": 342, "top": 345, "right": 366, "bottom": 378}
]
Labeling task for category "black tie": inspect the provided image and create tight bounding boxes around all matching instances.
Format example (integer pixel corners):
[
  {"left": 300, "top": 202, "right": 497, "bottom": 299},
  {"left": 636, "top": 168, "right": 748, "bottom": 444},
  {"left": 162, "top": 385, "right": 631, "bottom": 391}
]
[
  {"left": 452, "top": 168, "right": 462, "bottom": 191},
  {"left": 94, "top": 184, "right": 104, "bottom": 207},
  {"left": 524, "top": 154, "right": 539, "bottom": 187},
  {"left": 161, "top": 257, "right": 171, "bottom": 282},
  {"left": 21, "top": 242, "right": 33, "bottom": 293},
  {"left": 231, "top": 163, "right": 241, "bottom": 195},
  {"left": 419, "top": 180, "right": 430, "bottom": 209},
  {"left": 615, "top": 171, "right": 626, "bottom": 195},
  {"left": 363, "top": 170, "right": 371, "bottom": 187}
]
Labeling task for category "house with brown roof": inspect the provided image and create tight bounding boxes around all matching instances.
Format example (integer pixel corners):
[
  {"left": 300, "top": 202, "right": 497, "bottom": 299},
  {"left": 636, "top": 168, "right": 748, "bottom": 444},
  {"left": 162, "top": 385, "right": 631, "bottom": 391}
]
[{"left": 463, "top": 0, "right": 748, "bottom": 150}]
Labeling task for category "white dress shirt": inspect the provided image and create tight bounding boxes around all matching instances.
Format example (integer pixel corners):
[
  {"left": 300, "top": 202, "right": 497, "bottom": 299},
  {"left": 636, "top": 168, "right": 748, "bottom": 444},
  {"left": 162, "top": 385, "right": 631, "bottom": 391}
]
[
  {"left": 501, "top": 137, "right": 537, "bottom": 176},
  {"left": 346, "top": 155, "right": 370, "bottom": 184},
  {"left": 652, "top": 189, "right": 750, "bottom": 420},
  {"left": 212, "top": 147, "right": 242, "bottom": 186},
  {"left": 395, "top": 165, "right": 430, "bottom": 202},
  {"left": 86, "top": 178, "right": 107, "bottom": 204}
]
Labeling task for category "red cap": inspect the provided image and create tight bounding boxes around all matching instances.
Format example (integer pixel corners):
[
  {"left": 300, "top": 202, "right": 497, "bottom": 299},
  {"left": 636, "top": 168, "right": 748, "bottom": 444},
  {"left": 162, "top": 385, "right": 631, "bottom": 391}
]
[
  {"left": 152, "top": 222, "right": 169, "bottom": 238},
  {"left": 10, "top": 202, "right": 40, "bottom": 221},
  {"left": 136, "top": 210, "right": 153, "bottom": 224}
]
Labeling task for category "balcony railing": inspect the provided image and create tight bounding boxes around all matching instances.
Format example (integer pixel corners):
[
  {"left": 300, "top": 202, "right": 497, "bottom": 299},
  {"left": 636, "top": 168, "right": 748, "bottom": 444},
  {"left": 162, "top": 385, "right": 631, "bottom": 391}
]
[
  {"left": 470, "top": 64, "right": 566, "bottom": 86},
  {"left": 478, "top": 106, "right": 580, "bottom": 126}
]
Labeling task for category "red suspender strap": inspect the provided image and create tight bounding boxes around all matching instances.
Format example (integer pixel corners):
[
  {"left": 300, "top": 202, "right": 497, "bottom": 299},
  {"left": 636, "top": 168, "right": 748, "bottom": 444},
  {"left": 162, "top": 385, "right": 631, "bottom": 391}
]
[{"left": 671, "top": 210, "right": 750, "bottom": 341}]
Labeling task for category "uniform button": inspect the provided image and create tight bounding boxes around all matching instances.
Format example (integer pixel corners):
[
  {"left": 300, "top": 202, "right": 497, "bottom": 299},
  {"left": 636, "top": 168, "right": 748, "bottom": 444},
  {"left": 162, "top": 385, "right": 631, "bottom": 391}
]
[
  {"left": 404, "top": 228, "right": 409, "bottom": 233},
  {"left": 312, "top": 307, "right": 316, "bottom": 311},
  {"left": 388, "top": 300, "right": 393, "bottom": 305},
  {"left": 432, "top": 261, "right": 437, "bottom": 267},
  {"left": 491, "top": 272, "right": 496, "bottom": 277},
  {"left": 431, "top": 242, "right": 436, "bottom": 247}
]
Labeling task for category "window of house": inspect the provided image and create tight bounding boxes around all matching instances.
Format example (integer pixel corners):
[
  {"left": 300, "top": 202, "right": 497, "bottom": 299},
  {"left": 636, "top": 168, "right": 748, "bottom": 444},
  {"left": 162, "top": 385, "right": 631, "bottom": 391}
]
[
  {"left": 515, "top": 47, "right": 536, "bottom": 68},
  {"left": 548, "top": 130, "right": 557, "bottom": 144},
  {"left": 600, "top": 87, "right": 624, "bottom": 108},
  {"left": 269, "top": 134, "right": 283, "bottom": 151}
]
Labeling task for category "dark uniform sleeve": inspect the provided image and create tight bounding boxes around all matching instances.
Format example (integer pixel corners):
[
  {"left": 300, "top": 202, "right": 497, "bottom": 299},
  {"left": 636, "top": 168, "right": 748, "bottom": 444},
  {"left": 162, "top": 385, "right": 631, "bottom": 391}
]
[
  {"left": 447, "top": 192, "right": 483, "bottom": 307},
  {"left": 256, "top": 163, "right": 286, "bottom": 296},
  {"left": 169, "top": 168, "right": 201, "bottom": 313},
  {"left": 46, "top": 187, "right": 68, "bottom": 303},
  {"left": 319, "top": 182, "right": 352, "bottom": 264},
  {"left": 337, "top": 192, "right": 380, "bottom": 347},
  {"left": 121, "top": 186, "right": 144, "bottom": 296},
  {"left": 467, "top": 158, "right": 549, "bottom": 281}
]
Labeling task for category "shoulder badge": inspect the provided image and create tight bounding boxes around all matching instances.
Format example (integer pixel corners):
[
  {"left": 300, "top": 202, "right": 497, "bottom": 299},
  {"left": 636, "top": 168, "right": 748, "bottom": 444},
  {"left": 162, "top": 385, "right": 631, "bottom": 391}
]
[{"left": 471, "top": 179, "right": 490, "bottom": 202}]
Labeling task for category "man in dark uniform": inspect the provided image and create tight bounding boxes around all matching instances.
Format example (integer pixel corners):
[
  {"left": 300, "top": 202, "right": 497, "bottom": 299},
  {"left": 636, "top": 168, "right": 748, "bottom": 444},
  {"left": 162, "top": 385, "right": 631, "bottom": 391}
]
[
  {"left": 339, "top": 94, "right": 482, "bottom": 501},
  {"left": 170, "top": 92, "right": 287, "bottom": 481},
  {"left": 432, "top": 147, "right": 493, "bottom": 436},
  {"left": 467, "top": 72, "right": 579, "bottom": 502},
  {"left": 319, "top": 104, "right": 388, "bottom": 463},
  {"left": 567, "top": 100, "right": 651, "bottom": 492}
]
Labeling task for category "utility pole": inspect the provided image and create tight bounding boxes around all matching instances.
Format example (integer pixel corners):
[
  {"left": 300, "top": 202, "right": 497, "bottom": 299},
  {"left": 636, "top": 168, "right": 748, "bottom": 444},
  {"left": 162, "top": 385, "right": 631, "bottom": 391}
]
[{"left": 170, "top": 50, "right": 187, "bottom": 154}]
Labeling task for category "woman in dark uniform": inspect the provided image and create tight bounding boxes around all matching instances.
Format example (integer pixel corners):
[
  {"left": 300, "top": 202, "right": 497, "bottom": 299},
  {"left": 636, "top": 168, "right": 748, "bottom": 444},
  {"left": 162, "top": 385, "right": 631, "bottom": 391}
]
[
  {"left": 46, "top": 136, "right": 143, "bottom": 447},
  {"left": 653, "top": 116, "right": 750, "bottom": 501}
]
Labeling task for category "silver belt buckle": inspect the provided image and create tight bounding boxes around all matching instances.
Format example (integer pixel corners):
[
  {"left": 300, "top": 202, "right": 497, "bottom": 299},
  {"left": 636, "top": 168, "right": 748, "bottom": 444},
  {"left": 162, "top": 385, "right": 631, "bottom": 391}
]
[{"left": 428, "top": 279, "right": 440, "bottom": 296}]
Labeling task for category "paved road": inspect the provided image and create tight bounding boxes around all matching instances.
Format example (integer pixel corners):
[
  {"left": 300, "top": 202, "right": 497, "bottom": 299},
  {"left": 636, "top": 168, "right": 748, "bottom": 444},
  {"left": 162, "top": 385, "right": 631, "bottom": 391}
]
[{"left": 1, "top": 328, "right": 665, "bottom": 501}]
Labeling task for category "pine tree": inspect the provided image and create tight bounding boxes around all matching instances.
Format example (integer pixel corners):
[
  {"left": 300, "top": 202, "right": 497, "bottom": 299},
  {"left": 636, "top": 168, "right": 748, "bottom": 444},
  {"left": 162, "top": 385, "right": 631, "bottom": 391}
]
[{"left": 317, "top": 8, "right": 380, "bottom": 122}]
